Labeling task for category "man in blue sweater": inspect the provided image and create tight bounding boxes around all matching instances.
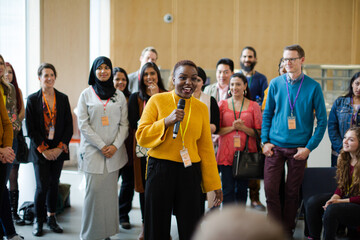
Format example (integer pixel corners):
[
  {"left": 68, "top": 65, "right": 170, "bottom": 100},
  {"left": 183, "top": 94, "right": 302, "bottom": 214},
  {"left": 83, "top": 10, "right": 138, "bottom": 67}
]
[{"left": 261, "top": 44, "right": 327, "bottom": 237}]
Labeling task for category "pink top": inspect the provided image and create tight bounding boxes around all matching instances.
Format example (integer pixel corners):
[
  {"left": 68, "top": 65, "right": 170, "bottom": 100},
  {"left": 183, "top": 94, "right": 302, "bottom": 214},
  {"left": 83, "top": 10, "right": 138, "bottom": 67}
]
[
  {"left": 334, "top": 165, "right": 360, "bottom": 204},
  {"left": 216, "top": 99, "right": 262, "bottom": 166}
]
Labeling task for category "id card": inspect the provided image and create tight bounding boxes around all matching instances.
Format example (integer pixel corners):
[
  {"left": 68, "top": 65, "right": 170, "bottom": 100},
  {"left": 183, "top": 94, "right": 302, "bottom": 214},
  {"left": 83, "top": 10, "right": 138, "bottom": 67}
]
[
  {"left": 48, "top": 126, "right": 55, "bottom": 140},
  {"left": 233, "top": 134, "right": 241, "bottom": 148},
  {"left": 180, "top": 148, "right": 192, "bottom": 168},
  {"left": 101, "top": 115, "right": 109, "bottom": 126},
  {"left": 288, "top": 116, "right": 296, "bottom": 130}
]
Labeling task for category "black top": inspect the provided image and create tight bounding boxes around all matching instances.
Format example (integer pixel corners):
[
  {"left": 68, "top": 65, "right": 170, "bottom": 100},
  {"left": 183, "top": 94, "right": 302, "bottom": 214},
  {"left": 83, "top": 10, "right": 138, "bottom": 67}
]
[{"left": 210, "top": 96, "right": 220, "bottom": 134}]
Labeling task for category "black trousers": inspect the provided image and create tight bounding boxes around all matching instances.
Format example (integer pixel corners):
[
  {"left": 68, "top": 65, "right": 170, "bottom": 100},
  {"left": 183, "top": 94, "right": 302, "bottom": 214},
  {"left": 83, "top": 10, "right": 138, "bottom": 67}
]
[
  {"left": 118, "top": 164, "right": 135, "bottom": 223},
  {"left": 306, "top": 192, "right": 360, "bottom": 240},
  {"left": 144, "top": 157, "right": 202, "bottom": 240},
  {"left": 33, "top": 159, "right": 64, "bottom": 220}
]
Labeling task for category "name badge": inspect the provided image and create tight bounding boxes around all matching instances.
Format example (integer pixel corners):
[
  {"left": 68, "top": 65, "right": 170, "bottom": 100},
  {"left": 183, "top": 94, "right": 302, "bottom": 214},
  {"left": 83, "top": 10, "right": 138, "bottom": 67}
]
[
  {"left": 288, "top": 116, "right": 296, "bottom": 130},
  {"left": 180, "top": 148, "right": 192, "bottom": 168},
  {"left": 48, "top": 126, "right": 55, "bottom": 140},
  {"left": 101, "top": 116, "right": 109, "bottom": 126},
  {"left": 233, "top": 134, "right": 241, "bottom": 148}
]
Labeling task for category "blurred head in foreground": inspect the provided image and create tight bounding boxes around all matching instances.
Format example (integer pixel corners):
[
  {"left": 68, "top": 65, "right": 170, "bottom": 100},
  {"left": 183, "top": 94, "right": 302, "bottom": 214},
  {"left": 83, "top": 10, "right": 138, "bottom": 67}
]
[{"left": 192, "top": 206, "right": 286, "bottom": 240}]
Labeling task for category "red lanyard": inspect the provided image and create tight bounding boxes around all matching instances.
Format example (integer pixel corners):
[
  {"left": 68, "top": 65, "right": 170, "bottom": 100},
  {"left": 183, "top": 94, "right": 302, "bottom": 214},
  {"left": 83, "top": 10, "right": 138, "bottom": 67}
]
[{"left": 92, "top": 87, "right": 110, "bottom": 113}]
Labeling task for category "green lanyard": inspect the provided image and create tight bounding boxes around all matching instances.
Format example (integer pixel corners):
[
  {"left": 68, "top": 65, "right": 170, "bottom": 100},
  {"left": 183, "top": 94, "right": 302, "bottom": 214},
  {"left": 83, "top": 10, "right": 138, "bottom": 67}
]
[
  {"left": 248, "top": 75, "right": 253, "bottom": 88},
  {"left": 232, "top": 97, "right": 245, "bottom": 120},
  {"left": 232, "top": 97, "right": 244, "bottom": 134}
]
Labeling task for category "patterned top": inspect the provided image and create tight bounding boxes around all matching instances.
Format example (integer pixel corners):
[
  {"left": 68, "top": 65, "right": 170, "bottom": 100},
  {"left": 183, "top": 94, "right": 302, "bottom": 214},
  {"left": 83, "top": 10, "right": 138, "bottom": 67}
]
[
  {"left": 0, "top": 83, "right": 21, "bottom": 135},
  {"left": 37, "top": 92, "right": 65, "bottom": 153},
  {"left": 217, "top": 99, "right": 262, "bottom": 166}
]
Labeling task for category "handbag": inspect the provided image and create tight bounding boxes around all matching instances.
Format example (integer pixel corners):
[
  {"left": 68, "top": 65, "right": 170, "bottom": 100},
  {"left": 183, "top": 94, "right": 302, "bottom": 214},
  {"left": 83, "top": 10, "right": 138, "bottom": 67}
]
[
  {"left": 135, "top": 142, "right": 149, "bottom": 158},
  {"left": 16, "top": 128, "right": 29, "bottom": 164},
  {"left": 135, "top": 119, "right": 149, "bottom": 157},
  {"left": 232, "top": 129, "right": 265, "bottom": 179}
]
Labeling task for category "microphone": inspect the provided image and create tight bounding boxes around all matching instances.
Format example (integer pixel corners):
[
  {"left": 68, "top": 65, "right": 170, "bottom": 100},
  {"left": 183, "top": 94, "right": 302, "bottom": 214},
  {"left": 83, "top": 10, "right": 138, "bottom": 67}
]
[{"left": 173, "top": 98, "right": 186, "bottom": 139}]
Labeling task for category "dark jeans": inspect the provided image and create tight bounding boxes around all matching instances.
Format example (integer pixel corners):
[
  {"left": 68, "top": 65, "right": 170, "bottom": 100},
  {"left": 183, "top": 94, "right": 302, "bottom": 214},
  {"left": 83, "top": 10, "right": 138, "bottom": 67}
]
[
  {"left": 118, "top": 165, "right": 134, "bottom": 223},
  {"left": 144, "top": 157, "right": 202, "bottom": 240},
  {"left": 264, "top": 146, "right": 307, "bottom": 234},
  {"left": 306, "top": 192, "right": 360, "bottom": 240},
  {"left": 218, "top": 165, "right": 248, "bottom": 205},
  {"left": 33, "top": 159, "right": 64, "bottom": 220}
]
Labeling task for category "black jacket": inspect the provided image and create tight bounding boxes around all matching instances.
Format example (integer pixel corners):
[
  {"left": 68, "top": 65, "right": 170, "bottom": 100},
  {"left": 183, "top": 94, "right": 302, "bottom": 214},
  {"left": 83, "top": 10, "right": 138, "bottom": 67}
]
[{"left": 25, "top": 89, "right": 73, "bottom": 163}]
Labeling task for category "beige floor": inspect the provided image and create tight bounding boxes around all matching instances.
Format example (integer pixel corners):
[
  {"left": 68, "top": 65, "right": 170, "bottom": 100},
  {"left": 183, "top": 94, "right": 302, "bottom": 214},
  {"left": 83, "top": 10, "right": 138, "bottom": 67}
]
[{"left": 13, "top": 169, "right": 313, "bottom": 240}]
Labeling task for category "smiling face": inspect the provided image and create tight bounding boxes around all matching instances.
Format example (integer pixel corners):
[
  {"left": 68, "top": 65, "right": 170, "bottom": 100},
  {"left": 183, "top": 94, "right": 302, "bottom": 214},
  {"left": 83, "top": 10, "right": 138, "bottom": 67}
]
[
  {"left": 96, "top": 63, "right": 111, "bottom": 82},
  {"left": 230, "top": 77, "right": 247, "bottom": 98},
  {"left": 173, "top": 65, "right": 198, "bottom": 99},
  {"left": 240, "top": 49, "right": 257, "bottom": 72},
  {"left": 216, "top": 64, "right": 232, "bottom": 88},
  {"left": 113, "top": 71, "right": 127, "bottom": 91},
  {"left": 5, "top": 65, "right": 13, "bottom": 83},
  {"left": 140, "top": 50, "right": 157, "bottom": 68},
  {"left": 343, "top": 130, "right": 359, "bottom": 154},
  {"left": 283, "top": 50, "right": 304, "bottom": 75},
  {"left": 143, "top": 67, "right": 158, "bottom": 88},
  {"left": 352, "top": 77, "right": 360, "bottom": 98},
  {"left": 39, "top": 68, "right": 56, "bottom": 89}
]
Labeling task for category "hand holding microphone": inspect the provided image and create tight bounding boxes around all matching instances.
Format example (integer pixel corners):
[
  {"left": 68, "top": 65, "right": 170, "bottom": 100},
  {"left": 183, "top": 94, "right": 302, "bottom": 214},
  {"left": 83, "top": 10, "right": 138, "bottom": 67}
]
[{"left": 164, "top": 99, "right": 185, "bottom": 138}]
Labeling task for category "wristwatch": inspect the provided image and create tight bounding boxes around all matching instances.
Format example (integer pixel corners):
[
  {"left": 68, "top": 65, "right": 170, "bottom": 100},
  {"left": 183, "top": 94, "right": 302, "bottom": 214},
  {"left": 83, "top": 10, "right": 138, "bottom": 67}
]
[{"left": 261, "top": 141, "right": 269, "bottom": 149}]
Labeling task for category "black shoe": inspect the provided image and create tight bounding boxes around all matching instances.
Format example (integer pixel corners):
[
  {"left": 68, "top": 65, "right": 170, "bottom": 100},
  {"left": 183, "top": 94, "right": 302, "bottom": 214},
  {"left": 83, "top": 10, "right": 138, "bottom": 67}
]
[
  {"left": 120, "top": 221, "right": 131, "bottom": 229},
  {"left": 13, "top": 212, "right": 25, "bottom": 226},
  {"left": 47, "top": 215, "right": 63, "bottom": 233},
  {"left": 32, "top": 219, "right": 43, "bottom": 236}
]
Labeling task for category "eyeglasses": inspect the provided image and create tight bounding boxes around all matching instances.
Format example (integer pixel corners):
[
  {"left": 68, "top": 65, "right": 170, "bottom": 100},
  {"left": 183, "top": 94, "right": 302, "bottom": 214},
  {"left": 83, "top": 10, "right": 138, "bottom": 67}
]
[{"left": 282, "top": 57, "right": 301, "bottom": 63}]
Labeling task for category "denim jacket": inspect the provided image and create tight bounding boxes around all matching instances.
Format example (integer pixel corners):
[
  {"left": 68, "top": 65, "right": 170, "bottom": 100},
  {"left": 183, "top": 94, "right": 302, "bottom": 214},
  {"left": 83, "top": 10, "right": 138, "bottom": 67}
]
[{"left": 328, "top": 96, "right": 352, "bottom": 153}]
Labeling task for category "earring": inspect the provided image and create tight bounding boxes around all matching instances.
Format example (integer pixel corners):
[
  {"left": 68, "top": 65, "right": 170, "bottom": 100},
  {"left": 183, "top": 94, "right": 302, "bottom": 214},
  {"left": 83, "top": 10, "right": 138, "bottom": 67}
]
[
  {"left": 228, "top": 89, "right": 232, "bottom": 96},
  {"left": 244, "top": 90, "right": 247, "bottom": 95}
]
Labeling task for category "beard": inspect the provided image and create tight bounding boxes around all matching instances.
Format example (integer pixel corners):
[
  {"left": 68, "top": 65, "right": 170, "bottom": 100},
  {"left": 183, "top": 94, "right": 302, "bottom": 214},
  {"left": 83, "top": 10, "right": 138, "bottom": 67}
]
[{"left": 240, "top": 61, "right": 257, "bottom": 72}]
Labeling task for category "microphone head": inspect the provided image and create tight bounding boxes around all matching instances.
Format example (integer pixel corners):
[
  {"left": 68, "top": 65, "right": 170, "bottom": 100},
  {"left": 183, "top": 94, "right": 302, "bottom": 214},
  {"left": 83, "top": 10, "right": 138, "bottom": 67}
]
[{"left": 177, "top": 98, "right": 186, "bottom": 109}]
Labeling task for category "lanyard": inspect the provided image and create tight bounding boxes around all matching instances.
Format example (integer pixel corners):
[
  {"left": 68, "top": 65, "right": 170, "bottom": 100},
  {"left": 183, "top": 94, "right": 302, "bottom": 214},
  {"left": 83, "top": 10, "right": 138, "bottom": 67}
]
[
  {"left": 92, "top": 86, "right": 110, "bottom": 114},
  {"left": 42, "top": 91, "right": 56, "bottom": 125},
  {"left": 285, "top": 74, "right": 304, "bottom": 116},
  {"left": 346, "top": 170, "right": 355, "bottom": 195},
  {"left": 172, "top": 92, "right": 192, "bottom": 148},
  {"left": 232, "top": 97, "right": 245, "bottom": 120},
  {"left": 232, "top": 97, "right": 244, "bottom": 134},
  {"left": 240, "top": 70, "right": 253, "bottom": 88},
  {"left": 248, "top": 75, "right": 253, "bottom": 88}
]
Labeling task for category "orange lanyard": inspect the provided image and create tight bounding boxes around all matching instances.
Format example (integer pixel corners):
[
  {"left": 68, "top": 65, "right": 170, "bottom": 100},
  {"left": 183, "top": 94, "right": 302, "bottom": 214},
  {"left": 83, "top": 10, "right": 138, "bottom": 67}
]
[{"left": 42, "top": 92, "right": 56, "bottom": 125}]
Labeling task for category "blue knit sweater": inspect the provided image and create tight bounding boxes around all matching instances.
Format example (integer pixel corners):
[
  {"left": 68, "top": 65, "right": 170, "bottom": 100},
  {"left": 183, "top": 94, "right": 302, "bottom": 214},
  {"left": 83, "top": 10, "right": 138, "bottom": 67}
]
[{"left": 261, "top": 74, "right": 327, "bottom": 151}]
